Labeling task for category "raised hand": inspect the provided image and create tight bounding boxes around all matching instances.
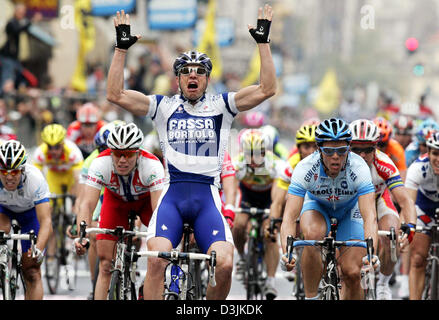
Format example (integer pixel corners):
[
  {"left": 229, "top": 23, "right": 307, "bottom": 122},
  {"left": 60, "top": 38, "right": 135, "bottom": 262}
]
[
  {"left": 113, "top": 10, "right": 141, "bottom": 50},
  {"left": 248, "top": 4, "right": 273, "bottom": 43}
]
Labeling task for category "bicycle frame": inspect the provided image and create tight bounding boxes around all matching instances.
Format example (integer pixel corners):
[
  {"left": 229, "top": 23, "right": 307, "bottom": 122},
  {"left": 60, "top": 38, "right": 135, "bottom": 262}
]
[
  {"left": 286, "top": 218, "right": 371, "bottom": 300},
  {"left": 0, "top": 229, "right": 36, "bottom": 300}
]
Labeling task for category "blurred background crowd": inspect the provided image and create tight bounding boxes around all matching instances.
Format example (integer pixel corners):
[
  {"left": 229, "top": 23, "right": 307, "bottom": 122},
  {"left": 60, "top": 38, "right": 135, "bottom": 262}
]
[{"left": 0, "top": 0, "right": 438, "bottom": 151}]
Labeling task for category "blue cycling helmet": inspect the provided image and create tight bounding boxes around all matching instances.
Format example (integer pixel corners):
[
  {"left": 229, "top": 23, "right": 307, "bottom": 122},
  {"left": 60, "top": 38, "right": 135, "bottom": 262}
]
[
  {"left": 173, "top": 51, "right": 213, "bottom": 76},
  {"left": 316, "top": 118, "right": 352, "bottom": 145},
  {"left": 94, "top": 120, "right": 126, "bottom": 152},
  {"left": 415, "top": 118, "right": 439, "bottom": 144}
]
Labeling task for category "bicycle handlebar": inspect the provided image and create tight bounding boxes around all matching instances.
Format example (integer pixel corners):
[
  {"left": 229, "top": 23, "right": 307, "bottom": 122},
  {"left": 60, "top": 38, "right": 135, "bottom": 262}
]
[
  {"left": 233, "top": 207, "right": 270, "bottom": 215},
  {"left": 137, "top": 249, "right": 217, "bottom": 287},
  {"left": 85, "top": 227, "right": 148, "bottom": 239},
  {"left": 0, "top": 229, "right": 37, "bottom": 257}
]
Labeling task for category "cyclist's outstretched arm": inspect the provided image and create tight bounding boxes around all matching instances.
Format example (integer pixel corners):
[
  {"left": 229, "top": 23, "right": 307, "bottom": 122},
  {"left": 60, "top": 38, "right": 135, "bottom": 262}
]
[
  {"left": 280, "top": 194, "right": 304, "bottom": 253},
  {"left": 35, "top": 201, "right": 53, "bottom": 253},
  {"left": 358, "top": 192, "right": 378, "bottom": 251},
  {"left": 234, "top": 5, "right": 276, "bottom": 112},
  {"left": 106, "top": 11, "right": 151, "bottom": 116},
  {"left": 390, "top": 186, "right": 416, "bottom": 225}
]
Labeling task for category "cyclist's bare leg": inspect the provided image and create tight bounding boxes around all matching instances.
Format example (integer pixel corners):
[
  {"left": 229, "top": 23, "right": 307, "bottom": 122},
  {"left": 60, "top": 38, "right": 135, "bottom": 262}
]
[
  {"left": 264, "top": 236, "right": 279, "bottom": 281},
  {"left": 143, "top": 237, "right": 173, "bottom": 300},
  {"left": 300, "top": 210, "right": 326, "bottom": 298},
  {"left": 21, "top": 254, "right": 43, "bottom": 300},
  {"left": 338, "top": 246, "right": 365, "bottom": 300},
  {"left": 409, "top": 232, "right": 430, "bottom": 300},
  {"left": 378, "top": 214, "right": 400, "bottom": 275},
  {"left": 95, "top": 239, "right": 116, "bottom": 300},
  {"left": 231, "top": 213, "right": 249, "bottom": 258},
  {"left": 206, "top": 240, "right": 234, "bottom": 300}
]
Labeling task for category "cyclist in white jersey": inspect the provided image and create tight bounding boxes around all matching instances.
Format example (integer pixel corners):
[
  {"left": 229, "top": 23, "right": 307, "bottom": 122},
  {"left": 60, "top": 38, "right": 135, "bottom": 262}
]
[
  {"left": 280, "top": 118, "right": 379, "bottom": 300},
  {"left": 405, "top": 131, "right": 439, "bottom": 299},
  {"left": 349, "top": 119, "right": 417, "bottom": 300},
  {"left": 106, "top": 6, "right": 276, "bottom": 299},
  {"left": 74, "top": 123, "right": 165, "bottom": 300},
  {"left": 0, "top": 141, "right": 52, "bottom": 300}
]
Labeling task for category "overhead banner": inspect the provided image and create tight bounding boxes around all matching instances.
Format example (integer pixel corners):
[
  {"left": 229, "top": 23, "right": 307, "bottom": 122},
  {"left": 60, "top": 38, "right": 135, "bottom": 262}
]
[
  {"left": 14, "top": 0, "right": 59, "bottom": 18},
  {"left": 91, "top": 0, "right": 136, "bottom": 17},
  {"left": 147, "top": 0, "right": 197, "bottom": 30}
]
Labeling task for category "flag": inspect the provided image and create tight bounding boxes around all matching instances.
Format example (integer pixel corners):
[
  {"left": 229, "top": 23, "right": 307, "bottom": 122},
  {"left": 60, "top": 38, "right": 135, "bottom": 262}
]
[
  {"left": 240, "top": 47, "right": 260, "bottom": 87},
  {"left": 197, "top": 0, "right": 222, "bottom": 80},
  {"left": 71, "top": 0, "right": 95, "bottom": 92},
  {"left": 313, "top": 68, "right": 341, "bottom": 115}
]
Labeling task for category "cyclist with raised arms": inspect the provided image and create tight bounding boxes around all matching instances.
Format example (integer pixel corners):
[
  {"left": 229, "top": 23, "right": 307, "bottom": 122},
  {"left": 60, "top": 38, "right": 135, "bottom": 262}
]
[
  {"left": 405, "top": 131, "right": 439, "bottom": 299},
  {"left": 104, "top": 5, "right": 276, "bottom": 300},
  {"left": 349, "top": 119, "right": 417, "bottom": 299},
  {"left": 74, "top": 123, "right": 165, "bottom": 300},
  {"left": 0, "top": 140, "right": 52, "bottom": 300},
  {"left": 280, "top": 118, "right": 379, "bottom": 300}
]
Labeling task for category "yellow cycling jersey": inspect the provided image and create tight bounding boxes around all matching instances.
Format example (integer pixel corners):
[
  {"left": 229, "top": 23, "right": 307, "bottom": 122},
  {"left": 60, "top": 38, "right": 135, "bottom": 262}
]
[
  {"left": 33, "top": 139, "right": 84, "bottom": 173},
  {"left": 32, "top": 139, "right": 84, "bottom": 194},
  {"left": 277, "top": 152, "right": 302, "bottom": 191}
]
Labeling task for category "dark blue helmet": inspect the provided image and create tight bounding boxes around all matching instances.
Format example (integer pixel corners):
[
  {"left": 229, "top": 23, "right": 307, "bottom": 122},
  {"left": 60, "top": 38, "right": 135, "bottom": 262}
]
[
  {"left": 173, "top": 51, "right": 212, "bottom": 76},
  {"left": 316, "top": 118, "right": 352, "bottom": 145}
]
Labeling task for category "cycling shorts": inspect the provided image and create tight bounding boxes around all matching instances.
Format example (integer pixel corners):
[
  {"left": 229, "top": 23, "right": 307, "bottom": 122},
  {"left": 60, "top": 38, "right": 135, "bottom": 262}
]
[
  {"left": 376, "top": 189, "right": 399, "bottom": 221},
  {"left": 415, "top": 205, "right": 439, "bottom": 236},
  {"left": 0, "top": 206, "right": 40, "bottom": 253},
  {"left": 239, "top": 182, "right": 271, "bottom": 209},
  {"left": 146, "top": 182, "right": 234, "bottom": 254},
  {"left": 301, "top": 194, "right": 364, "bottom": 241},
  {"left": 97, "top": 189, "right": 153, "bottom": 241}
]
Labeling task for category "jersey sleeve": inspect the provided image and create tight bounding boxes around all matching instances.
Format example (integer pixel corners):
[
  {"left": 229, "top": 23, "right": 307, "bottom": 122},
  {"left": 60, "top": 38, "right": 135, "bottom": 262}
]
[
  {"left": 405, "top": 161, "right": 422, "bottom": 190},
  {"left": 277, "top": 161, "right": 292, "bottom": 191},
  {"left": 353, "top": 160, "right": 375, "bottom": 196},
  {"left": 287, "top": 160, "right": 309, "bottom": 197},
  {"left": 32, "top": 146, "right": 45, "bottom": 171},
  {"left": 146, "top": 95, "right": 164, "bottom": 121},
  {"left": 68, "top": 142, "right": 84, "bottom": 170},
  {"left": 221, "top": 92, "right": 238, "bottom": 116},
  {"left": 221, "top": 152, "right": 235, "bottom": 179},
  {"left": 85, "top": 157, "right": 107, "bottom": 190},
  {"left": 27, "top": 166, "right": 51, "bottom": 205},
  {"left": 143, "top": 159, "right": 166, "bottom": 192}
]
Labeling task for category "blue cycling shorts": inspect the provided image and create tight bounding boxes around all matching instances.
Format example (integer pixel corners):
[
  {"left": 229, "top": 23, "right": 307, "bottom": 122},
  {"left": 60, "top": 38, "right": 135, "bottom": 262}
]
[
  {"left": 0, "top": 206, "right": 40, "bottom": 253},
  {"left": 146, "top": 182, "right": 234, "bottom": 253},
  {"left": 301, "top": 196, "right": 364, "bottom": 241}
]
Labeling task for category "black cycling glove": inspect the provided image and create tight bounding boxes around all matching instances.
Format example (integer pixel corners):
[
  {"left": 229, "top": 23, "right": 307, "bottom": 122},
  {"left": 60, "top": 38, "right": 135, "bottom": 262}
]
[
  {"left": 115, "top": 24, "right": 138, "bottom": 50},
  {"left": 249, "top": 19, "right": 271, "bottom": 43}
]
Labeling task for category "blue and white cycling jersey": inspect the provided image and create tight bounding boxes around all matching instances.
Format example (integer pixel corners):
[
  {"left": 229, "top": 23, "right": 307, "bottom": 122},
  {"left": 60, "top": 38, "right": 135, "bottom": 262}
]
[
  {"left": 146, "top": 93, "right": 237, "bottom": 188},
  {"left": 405, "top": 140, "right": 420, "bottom": 167},
  {"left": 405, "top": 154, "right": 439, "bottom": 217},
  {"left": 288, "top": 151, "right": 375, "bottom": 218}
]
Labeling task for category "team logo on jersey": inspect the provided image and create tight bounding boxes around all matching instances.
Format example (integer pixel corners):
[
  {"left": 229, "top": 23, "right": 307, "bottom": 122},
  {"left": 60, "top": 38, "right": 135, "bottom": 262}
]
[
  {"left": 167, "top": 111, "right": 222, "bottom": 157},
  {"left": 341, "top": 180, "right": 348, "bottom": 189}
]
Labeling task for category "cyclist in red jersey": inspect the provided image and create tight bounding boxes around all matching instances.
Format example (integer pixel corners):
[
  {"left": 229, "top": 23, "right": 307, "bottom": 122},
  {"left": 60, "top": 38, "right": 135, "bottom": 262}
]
[{"left": 67, "top": 103, "right": 106, "bottom": 158}]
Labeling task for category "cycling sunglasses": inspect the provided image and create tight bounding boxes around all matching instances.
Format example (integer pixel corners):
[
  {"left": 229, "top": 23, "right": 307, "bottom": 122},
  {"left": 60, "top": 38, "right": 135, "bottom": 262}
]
[
  {"left": 48, "top": 144, "right": 63, "bottom": 151},
  {"left": 351, "top": 146, "right": 376, "bottom": 155},
  {"left": 179, "top": 66, "right": 207, "bottom": 75},
  {"left": 320, "top": 146, "right": 350, "bottom": 156},
  {"left": 111, "top": 149, "right": 138, "bottom": 159},
  {"left": 0, "top": 169, "right": 21, "bottom": 176}
]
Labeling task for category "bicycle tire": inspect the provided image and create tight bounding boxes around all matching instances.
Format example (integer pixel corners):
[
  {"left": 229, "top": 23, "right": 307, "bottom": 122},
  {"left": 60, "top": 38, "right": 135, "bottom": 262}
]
[
  {"left": 45, "top": 210, "right": 63, "bottom": 294},
  {"left": 321, "top": 267, "right": 339, "bottom": 300},
  {"left": 189, "top": 260, "right": 205, "bottom": 300},
  {"left": 246, "top": 238, "right": 264, "bottom": 300},
  {"left": 108, "top": 269, "right": 123, "bottom": 300},
  {"left": 430, "top": 258, "right": 438, "bottom": 300},
  {"left": 0, "top": 266, "right": 11, "bottom": 300},
  {"left": 422, "top": 260, "right": 432, "bottom": 300},
  {"left": 293, "top": 248, "right": 305, "bottom": 300}
]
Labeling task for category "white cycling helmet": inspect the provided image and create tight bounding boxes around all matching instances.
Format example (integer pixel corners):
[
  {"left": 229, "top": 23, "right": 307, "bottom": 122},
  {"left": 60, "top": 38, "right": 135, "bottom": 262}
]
[
  {"left": 426, "top": 131, "right": 439, "bottom": 150},
  {"left": 0, "top": 140, "right": 27, "bottom": 170},
  {"left": 106, "top": 123, "right": 144, "bottom": 150},
  {"left": 349, "top": 119, "right": 380, "bottom": 143}
]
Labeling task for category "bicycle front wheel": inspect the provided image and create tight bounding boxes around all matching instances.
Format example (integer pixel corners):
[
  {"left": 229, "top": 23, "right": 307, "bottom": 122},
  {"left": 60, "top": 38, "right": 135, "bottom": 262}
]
[
  {"left": 246, "top": 238, "right": 264, "bottom": 300},
  {"left": 108, "top": 270, "right": 123, "bottom": 300},
  {"left": 430, "top": 258, "right": 438, "bottom": 300},
  {"left": 1, "top": 265, "right": 11, "bottom": 300}
]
